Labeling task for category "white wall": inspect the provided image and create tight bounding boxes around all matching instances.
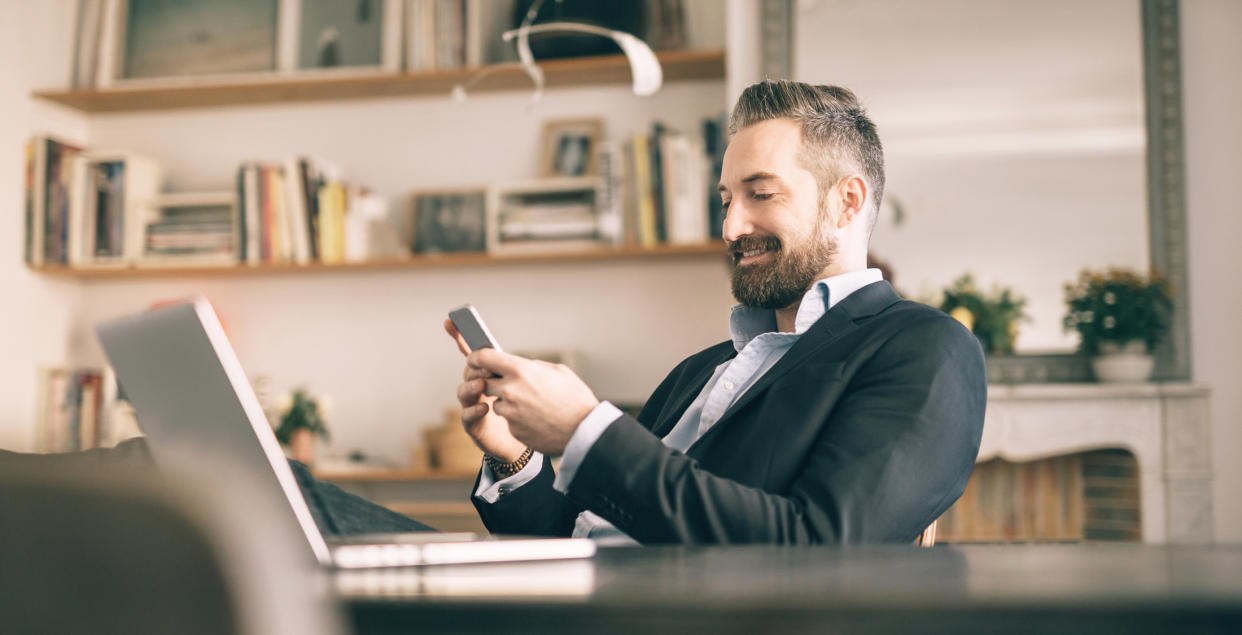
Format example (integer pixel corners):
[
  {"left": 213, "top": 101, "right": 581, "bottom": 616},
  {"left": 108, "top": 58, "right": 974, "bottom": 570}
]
[
  {"left": 0, "top": 0, "right": 88, "bottom": 450},
  {"left": 1182, "top": 0, "right": 1242, "bottom": 544},
  {"left": 57, "top": 12, "right": 732, "bottom": 464}
]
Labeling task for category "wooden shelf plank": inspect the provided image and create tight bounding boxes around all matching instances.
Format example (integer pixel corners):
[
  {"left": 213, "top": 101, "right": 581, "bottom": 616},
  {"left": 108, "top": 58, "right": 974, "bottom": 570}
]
[
  {"left": 29, "top": 242, "right": 727, "bottom": 279},
  {"left": 34, "top": 50, "right": 725, "bottom": 113}
]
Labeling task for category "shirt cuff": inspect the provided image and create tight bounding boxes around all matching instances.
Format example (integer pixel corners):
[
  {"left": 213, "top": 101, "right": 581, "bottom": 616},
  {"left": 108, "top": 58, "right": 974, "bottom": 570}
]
[
  {"left": 473, "top": 450, "right": 545, "bottom": 504},
  {"left": 552, "top": 401, "right": 624, "bottom": 494}
]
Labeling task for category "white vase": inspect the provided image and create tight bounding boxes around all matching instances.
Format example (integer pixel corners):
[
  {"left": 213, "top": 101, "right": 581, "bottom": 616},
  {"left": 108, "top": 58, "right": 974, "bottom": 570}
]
[{"left": 1091, "top": 341, "right": 1154, "bottom": 383}]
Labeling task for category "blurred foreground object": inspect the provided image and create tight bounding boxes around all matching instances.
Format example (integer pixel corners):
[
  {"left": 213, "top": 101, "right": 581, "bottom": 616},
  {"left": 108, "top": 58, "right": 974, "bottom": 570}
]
[{"left": 0, "top": 460, "right": 346, "bottom": 635}]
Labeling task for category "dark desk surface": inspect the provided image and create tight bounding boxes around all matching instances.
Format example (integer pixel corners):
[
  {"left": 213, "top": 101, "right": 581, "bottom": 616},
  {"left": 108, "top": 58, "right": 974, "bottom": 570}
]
[{"left": 340, "top": 544, "right": 1242, "bottom": 634}]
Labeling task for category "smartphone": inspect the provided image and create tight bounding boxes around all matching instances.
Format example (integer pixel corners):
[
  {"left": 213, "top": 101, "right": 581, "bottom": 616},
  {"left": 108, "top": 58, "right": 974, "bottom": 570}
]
[{"left": 448, "top": 304, "right": 502, "bottom": 352}]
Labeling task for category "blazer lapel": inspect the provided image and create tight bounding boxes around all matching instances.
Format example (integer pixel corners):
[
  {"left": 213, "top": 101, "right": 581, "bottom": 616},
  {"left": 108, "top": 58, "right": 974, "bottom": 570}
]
[
  {"left": 649, "top": 346, "right": 737, "bottom": 438},
  {"left": 692, "top": 281, "right": 902, "bottom": 448}
]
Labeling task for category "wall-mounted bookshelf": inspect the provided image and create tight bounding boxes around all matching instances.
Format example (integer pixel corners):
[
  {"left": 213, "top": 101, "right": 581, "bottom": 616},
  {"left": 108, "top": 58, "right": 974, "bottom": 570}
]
[
  {"left": 29, "top": 242, "right": 727, "bottom": 279},
  {"left": 34, "top": 50, "right": 725, "bottom": 113}
]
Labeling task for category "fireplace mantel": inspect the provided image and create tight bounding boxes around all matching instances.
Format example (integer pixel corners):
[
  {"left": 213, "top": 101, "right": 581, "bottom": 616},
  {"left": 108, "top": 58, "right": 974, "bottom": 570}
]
[{"left": 982, "top": 383, "right": 1213, "bottom": 544}]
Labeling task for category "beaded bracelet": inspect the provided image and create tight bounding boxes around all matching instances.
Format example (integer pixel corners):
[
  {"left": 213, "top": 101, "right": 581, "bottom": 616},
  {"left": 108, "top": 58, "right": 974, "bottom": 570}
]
[{"left": 485, "top": 446, "right": 533, "bottom": 479}]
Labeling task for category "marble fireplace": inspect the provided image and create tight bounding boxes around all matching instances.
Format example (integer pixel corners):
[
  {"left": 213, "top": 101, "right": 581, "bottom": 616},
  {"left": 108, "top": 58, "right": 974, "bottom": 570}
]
[{"left": 976, "top": 383, "right": 1214, "bottom": 544}]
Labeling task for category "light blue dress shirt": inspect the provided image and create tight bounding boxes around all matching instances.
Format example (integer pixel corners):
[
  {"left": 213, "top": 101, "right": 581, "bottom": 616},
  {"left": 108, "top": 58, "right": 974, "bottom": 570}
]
[{"left": 475, "top": 269, "right": 884, "bottom": 544}]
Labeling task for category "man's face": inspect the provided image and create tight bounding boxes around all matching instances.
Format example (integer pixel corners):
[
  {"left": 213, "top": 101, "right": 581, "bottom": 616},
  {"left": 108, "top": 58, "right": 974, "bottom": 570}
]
[{"left": 719, "top": 118, "right": 837, "bottom": 310}]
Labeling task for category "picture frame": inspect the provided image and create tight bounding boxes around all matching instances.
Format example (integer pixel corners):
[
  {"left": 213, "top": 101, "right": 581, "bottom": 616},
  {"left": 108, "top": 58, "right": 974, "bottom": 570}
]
[
  {"left": 94, "top": 0, "right": 402, "bottom": 89},
  {"left": 282, "top": 0, "right": 403, "bottom": 76},
  {"left": 540, "top": 118, "right": 604, "bottom": 178},
  {"left": 97, "top": 0, "right": 283, "bottom": 88},
  {"left": 410, "top": 189, "right": 488, "bottom": 255}
]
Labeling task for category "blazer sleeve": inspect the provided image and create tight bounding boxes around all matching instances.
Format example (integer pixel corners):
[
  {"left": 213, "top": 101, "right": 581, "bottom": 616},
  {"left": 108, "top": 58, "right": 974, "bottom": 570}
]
[
  {"left": 470, "top": 350, "right": 700, "bottom": 537},
  {"left": 559, "top": 313, "right": 987, "bottom": 545}
]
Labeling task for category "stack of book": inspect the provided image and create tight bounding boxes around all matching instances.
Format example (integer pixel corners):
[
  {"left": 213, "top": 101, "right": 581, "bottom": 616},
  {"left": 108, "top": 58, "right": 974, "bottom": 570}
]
[
  {"left": 35, "top": 367, "right": 111, "bottom": 453},
  {"left": 488, "top": 177, "right": 604, "bottom": 254},
  {"left": 142, "top": 193, "right": 238, "bottom": 267},
  {"left": 601, "top": 116, "right": 728, "bottom": 250}
]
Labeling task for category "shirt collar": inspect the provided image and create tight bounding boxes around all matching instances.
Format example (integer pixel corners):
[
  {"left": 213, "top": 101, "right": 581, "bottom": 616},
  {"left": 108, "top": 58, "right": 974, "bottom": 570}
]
[{"left": 729, "top": 268, "right": 884, "bottom": 351}]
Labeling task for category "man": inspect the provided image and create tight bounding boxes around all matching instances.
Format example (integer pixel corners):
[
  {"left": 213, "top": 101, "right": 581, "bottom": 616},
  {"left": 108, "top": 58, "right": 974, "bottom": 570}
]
[{"left": 446, "top": 80, "right": 987, "bottom": 545}]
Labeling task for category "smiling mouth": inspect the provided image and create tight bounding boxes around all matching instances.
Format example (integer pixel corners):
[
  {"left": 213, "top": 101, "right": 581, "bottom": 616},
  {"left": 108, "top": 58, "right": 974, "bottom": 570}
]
[{"left": 735, "top": 247, "right": 776, "bottom": 265}]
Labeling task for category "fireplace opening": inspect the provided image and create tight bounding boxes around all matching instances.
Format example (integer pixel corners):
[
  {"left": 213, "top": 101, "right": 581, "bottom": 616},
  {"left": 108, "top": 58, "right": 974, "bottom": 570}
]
[{"left": 937, "top": 448, "right": 1141, "bottom": 543}]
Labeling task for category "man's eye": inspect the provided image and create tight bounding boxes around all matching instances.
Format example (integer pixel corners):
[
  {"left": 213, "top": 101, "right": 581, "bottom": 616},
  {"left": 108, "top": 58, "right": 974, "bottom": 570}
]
[
  {"left": 721, "top": 200, "right": 731, "bottom": 210},
  {"left": 752, "top": 193, "right": 774, "bottom": 201}
]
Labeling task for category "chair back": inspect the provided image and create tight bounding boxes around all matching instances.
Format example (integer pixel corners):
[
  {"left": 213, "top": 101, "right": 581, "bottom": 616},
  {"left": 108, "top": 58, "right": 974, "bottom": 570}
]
[{"left": 0, "top": 460, "right": 347, "bottom": 635}]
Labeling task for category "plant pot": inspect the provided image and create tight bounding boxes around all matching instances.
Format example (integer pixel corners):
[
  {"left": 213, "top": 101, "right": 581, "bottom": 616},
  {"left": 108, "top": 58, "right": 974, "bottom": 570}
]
[
  {"left": 1091, "top": 341, "right": 1154, "bottom": 383},
  {"left": 289, "top": 427, "right": 317, "bottom": 465}
]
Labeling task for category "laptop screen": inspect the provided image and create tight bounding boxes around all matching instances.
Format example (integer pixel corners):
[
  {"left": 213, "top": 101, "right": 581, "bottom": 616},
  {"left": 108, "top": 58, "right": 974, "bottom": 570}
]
[{"left": 95, "top": 299, "right": 333, "bottom": 565}]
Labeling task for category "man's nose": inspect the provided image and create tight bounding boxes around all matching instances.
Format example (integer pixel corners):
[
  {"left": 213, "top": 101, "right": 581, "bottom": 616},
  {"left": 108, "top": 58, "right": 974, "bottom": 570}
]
[{"left": 721, "top": 202, "right": 754, "bottom": 243}]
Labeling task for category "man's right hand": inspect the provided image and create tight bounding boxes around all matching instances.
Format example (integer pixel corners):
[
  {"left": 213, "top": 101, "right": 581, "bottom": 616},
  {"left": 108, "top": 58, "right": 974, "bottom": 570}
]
[{"left": 444, "top": 319, "right": 528, "bottom": 464}]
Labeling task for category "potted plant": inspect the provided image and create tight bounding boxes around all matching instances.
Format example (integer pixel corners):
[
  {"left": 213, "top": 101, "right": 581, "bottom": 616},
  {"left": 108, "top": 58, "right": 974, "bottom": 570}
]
[
  {"left": 274, "top": 388, "right": 330, "bottom": 465},
  {"left": 938, "top": 273, "right": 1029, "bottom": 355},
  {"left": 1063, "top": 268, "right": 1172, "bottom": 382}
]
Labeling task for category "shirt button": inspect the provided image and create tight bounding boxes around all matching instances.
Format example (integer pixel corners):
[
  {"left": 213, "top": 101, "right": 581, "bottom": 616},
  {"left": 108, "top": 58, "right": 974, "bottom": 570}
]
[{"left": 723, "top": 380, "right": 736, "bottom": 391}]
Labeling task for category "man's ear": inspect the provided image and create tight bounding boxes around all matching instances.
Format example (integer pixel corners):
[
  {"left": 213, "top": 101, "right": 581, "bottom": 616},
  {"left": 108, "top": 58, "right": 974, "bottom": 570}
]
[{"left": 835, "top": 175, "right": 868, "bottom": 229}]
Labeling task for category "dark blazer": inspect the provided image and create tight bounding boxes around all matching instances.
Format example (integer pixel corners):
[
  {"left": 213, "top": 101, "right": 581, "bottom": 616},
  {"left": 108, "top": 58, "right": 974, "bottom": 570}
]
[{"left": 473, "top": 281, "right": 987, "bottom": 544}]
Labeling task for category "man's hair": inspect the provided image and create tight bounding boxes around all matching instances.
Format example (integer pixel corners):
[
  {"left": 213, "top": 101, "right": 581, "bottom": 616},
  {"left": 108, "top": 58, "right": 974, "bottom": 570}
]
[{"left": 729, "top": 80, "right": 885, "bottom": 235}]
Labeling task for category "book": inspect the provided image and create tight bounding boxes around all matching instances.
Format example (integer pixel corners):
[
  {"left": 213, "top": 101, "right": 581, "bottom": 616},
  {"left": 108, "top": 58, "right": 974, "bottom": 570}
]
[
  {"left": 702, "top": 115, "right": 727, "bottom": 238},
  {"left": 630, "top": 133, "right": 658, "bottom": 248},
  {"left": 596, "top": 141, "right": 626, "bottom": 246},
  {"left": 284, "top": 158, "right": 312, "bottom": 265},
  {"left": 464, "top": 0, "right": 484, "bottom": 67},
  {"left": 259, "top": 164, "right": 273, "bottom": 262},
  {"left": 27, "top": 136, "right": 86, "bottom": 266},
  {"left": 298, "top": 158, "right": 321, "bottom": 261},
  {"left": 649, "top": 122, "right": 668, "bottom": 243},
  {"left": 662, "top": 132, "right": 709, "bottom": 245},
  {"left": 71, "top": 0, "right": 105, "bottom": 89},
  {"left": 243, "top": 163, "right": 262, "bottom": 265}
]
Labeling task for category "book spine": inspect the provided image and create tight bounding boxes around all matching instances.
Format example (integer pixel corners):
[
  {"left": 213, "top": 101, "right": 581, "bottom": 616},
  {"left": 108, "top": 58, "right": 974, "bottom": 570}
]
[
  {"left": 649, "top": 122, "right": 668, "bottom": 244},
  {"left": 24, "top": 140, "right": 36, "bottom": 265},
  {"left": 703, "top": 116, "right": 726, "bottom": 239},
  {"left": 259, "top": 165, "right": 273, "bottom": 263},
  {"left": 299, "top": 159, "right": 321, "bottom": 261},
  {"left": 631, "top": 134, "right": 657, "bottom": 248},
  {"left": 236, "top": 165, "right": 248, "bottom": 262},
  {"left": 244, "top": 164, "right": 261, "bottom": 265}
]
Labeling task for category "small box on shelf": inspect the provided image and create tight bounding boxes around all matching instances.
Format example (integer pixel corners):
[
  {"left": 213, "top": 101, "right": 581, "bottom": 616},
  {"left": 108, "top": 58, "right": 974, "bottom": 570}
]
[
  {"left": 64, "top": 150, "right": 163, "bottom": 269},
  {"left": 485, "top": 176, "right": 614, "bottom": 255}
]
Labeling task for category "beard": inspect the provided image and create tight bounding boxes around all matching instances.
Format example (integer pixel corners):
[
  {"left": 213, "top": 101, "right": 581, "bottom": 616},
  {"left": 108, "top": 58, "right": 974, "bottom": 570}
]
[{"left": 728, "top": 227, "right": 838, "bottom": 310}]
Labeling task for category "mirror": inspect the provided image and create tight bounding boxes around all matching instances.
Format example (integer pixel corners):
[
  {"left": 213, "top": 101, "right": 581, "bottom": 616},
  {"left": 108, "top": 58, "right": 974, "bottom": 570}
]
[{"left": 793, "top": 0, "right": 1147, "bottom": 354}]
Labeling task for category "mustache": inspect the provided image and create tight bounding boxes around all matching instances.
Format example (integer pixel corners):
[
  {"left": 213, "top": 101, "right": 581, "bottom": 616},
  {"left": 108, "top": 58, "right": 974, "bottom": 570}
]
[{"left": 727, "top": 235, "right": 782, "bottom": 260}]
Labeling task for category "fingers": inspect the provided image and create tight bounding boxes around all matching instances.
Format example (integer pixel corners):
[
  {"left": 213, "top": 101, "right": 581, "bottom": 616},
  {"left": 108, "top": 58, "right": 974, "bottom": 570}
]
[
  {"left": 463, "top": 364, "right": 494, "bottom": 381},
  {"left": 456, "top": 378, "right": 485, "bottom": 407},
  {"left": 468, "top": 348, "right": 522, "bottom": 377},
  {"left": 460, "top": 401, "right": 490, "bottom": 425},
  {"left": 443, "top": 318, "right": 471, "bottom": 357}
]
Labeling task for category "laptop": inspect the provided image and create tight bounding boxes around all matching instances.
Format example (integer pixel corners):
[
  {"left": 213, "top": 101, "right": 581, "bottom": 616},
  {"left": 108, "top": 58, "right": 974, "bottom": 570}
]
[{"left": 95, "top": 298, "right": 596, "bottom": 568}]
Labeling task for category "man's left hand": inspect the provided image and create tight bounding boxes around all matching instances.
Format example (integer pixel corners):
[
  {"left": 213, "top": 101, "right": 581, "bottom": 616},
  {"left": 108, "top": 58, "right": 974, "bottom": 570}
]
[{"left": 464, "top": 349, "right": 600, "bottom": 456}]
